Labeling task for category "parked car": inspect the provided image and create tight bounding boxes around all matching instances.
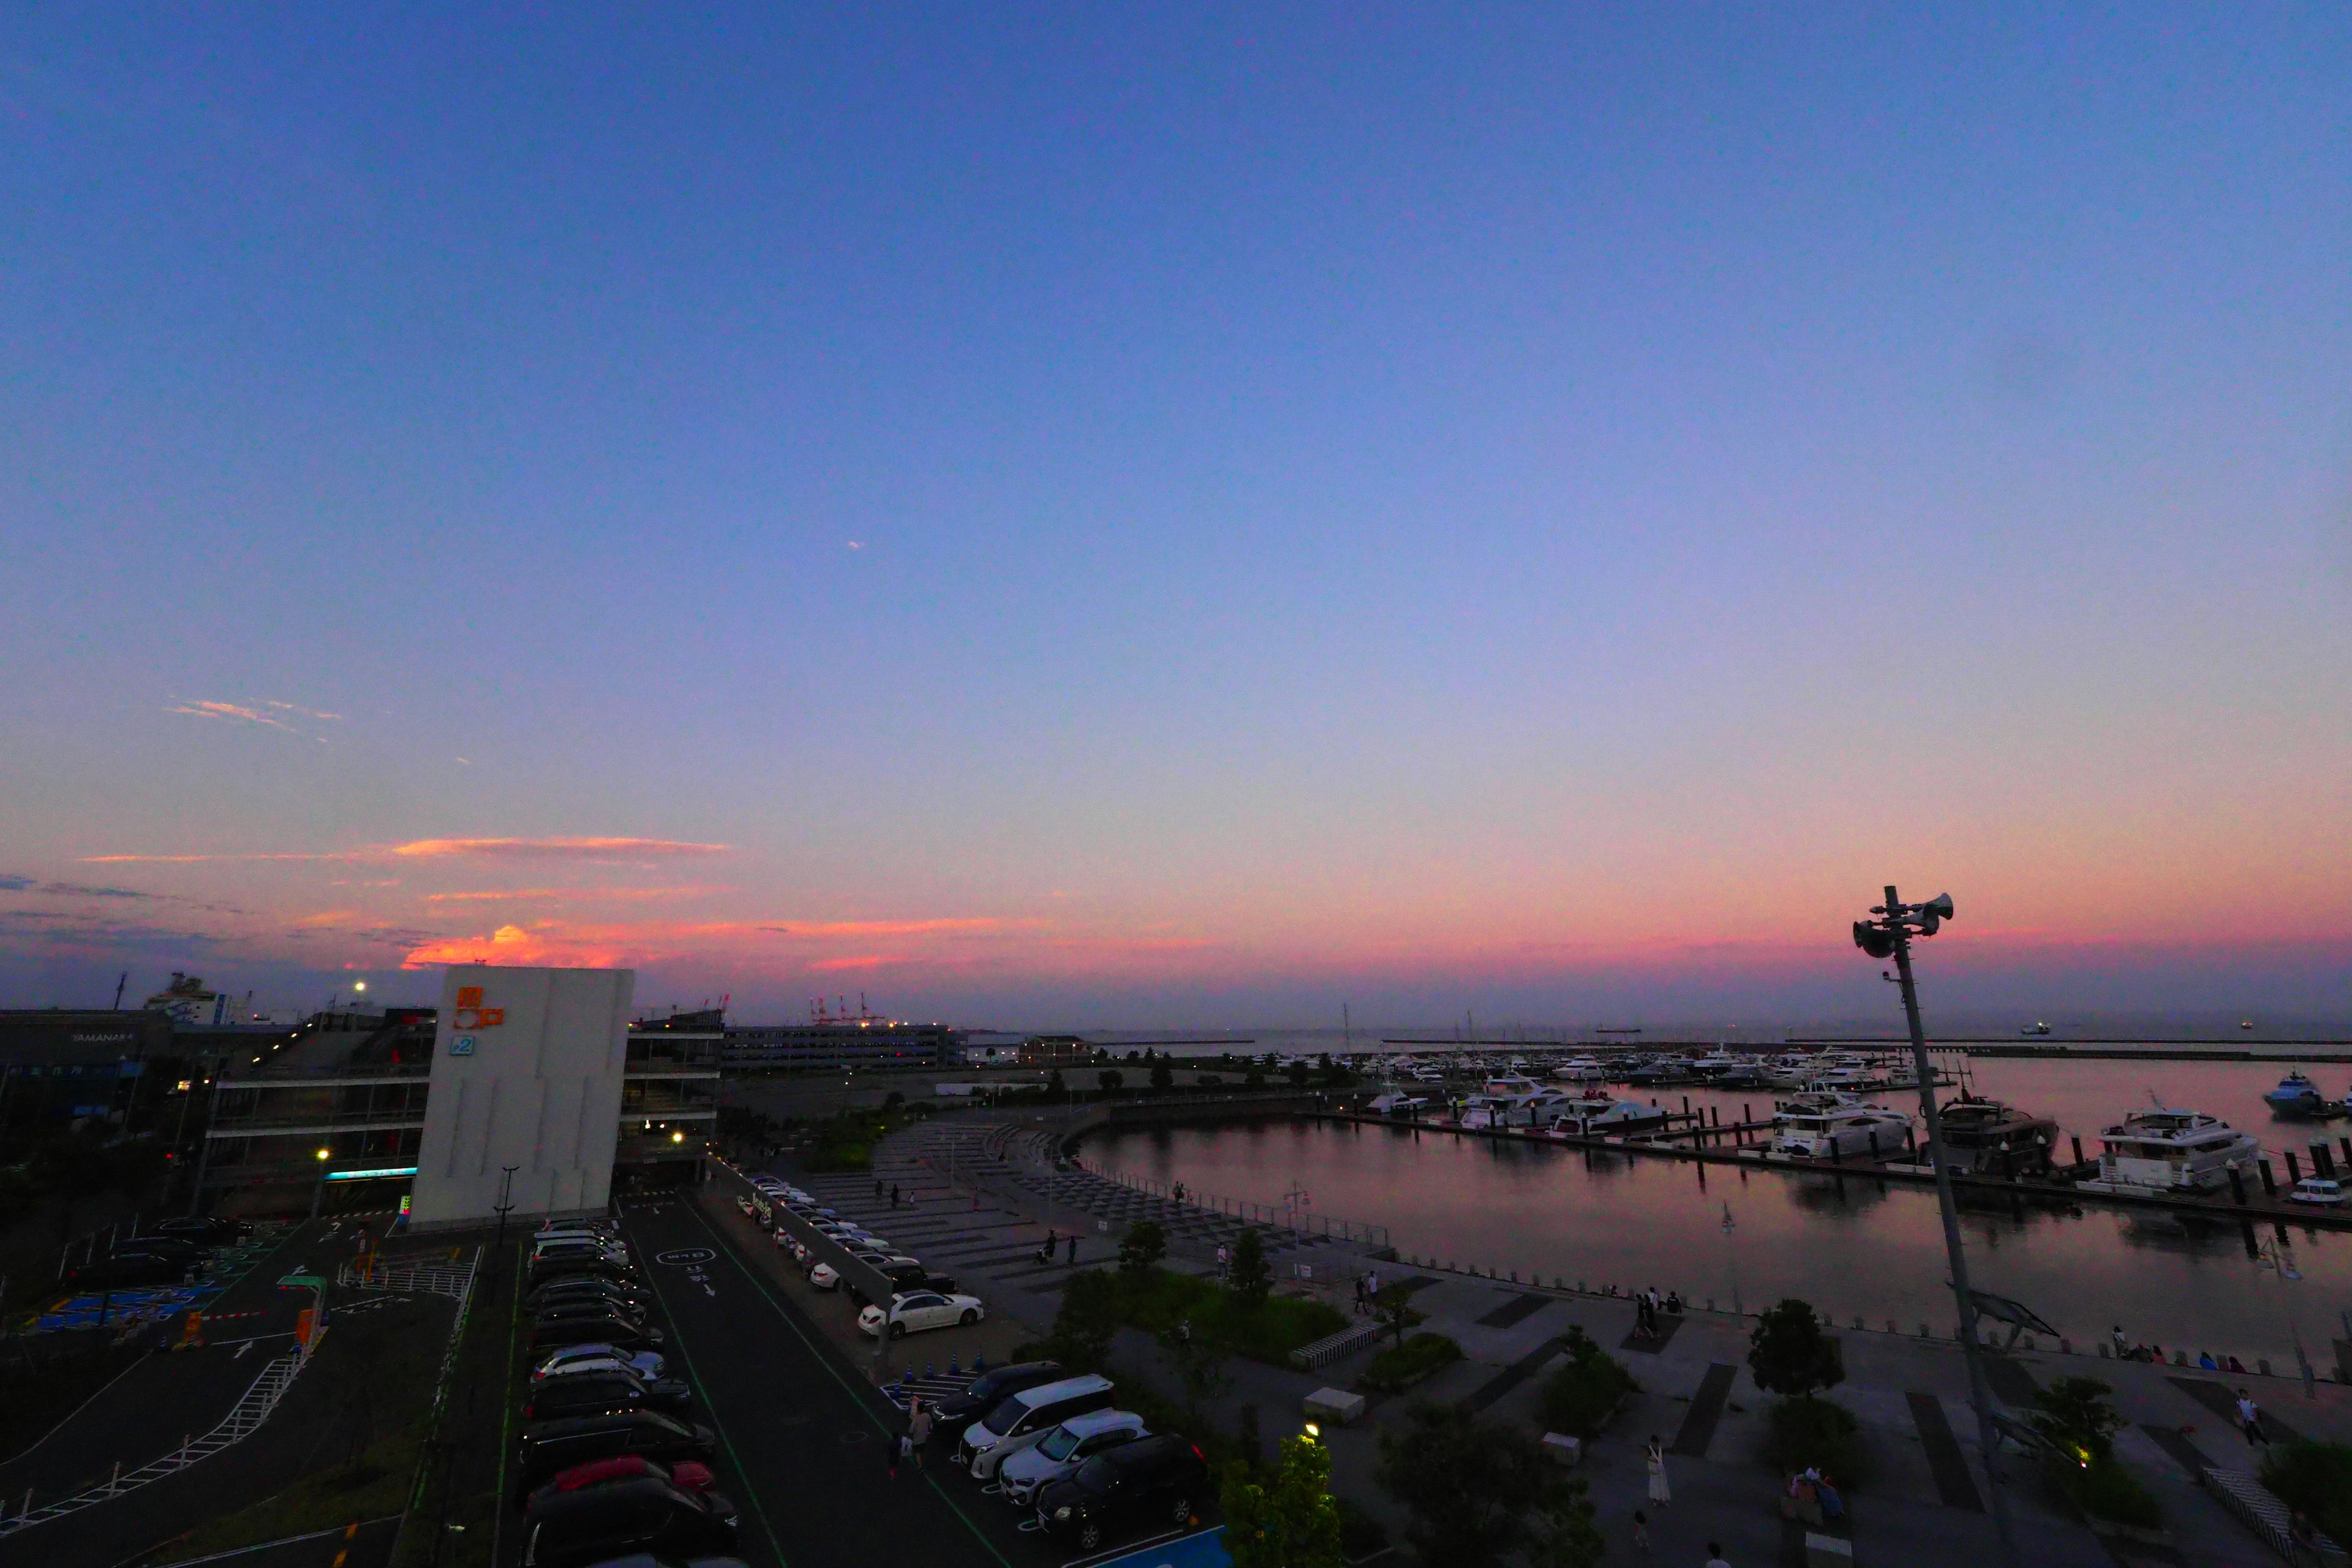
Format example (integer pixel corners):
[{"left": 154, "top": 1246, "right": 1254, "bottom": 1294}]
[
  {"left": 531, "top": 1314, "right": 665, "bottom": 1355},
  {"left": 529, "top": 1255, "right": 640, "bottom": 1289},
  {"left": 526, "top": 1453, "right": 715, "bottom": 1509},
  {"left": 806, "top": 1264, "right": 840, "bottom": 1292},
  {"left": 529, "top": 1278, "right": 654, "bottom": 1313},
  {"left": 1034, "top": 1434, "right": 1210, "bottom": 1552},
  {"left": 514, "top": 1411, "right": 715, "bottom": 1495},
  {"left": 925, "top": 1361, "right": 1063, "bottom": 1449},
  {"left": 536, "top": 1344, "right": 666, "bottom": 1382},
  {"left": 534, "top": 1300, "right": 654, "bottom": 1332},
  {"left": 960, "top": 1374, "right": 1117, "bottom": 1481},
  {"left": 857, "top": 1291, "right": 986, "bottom": 1340},
  {"left": 150, "top": 1216, "right": 251, "bottom": 1242},
  {"left": 110, "top": 1237, "right": 213, "bottom": 1265},
  {"left": 997, "top": 1410, "right": 1150, "bottom": 1506},
  {"left": 521, "top": 1476, "right": 739, "bottom": 1566},
  {"left": 521, "top": 1371, "right": 693, "bottom": 1424},
  {"left": 874, "top": 1259, "right": 956, "bottom": 1295}
]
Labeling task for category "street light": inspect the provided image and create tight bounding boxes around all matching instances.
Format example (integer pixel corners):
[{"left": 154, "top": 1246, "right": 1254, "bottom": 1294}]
[
  {"left": 1855, "top": 886, "right": 2019, "bottom": 1568},
  {"left": 309, "top": 1145, "right": 332, "bottom": 1219}
]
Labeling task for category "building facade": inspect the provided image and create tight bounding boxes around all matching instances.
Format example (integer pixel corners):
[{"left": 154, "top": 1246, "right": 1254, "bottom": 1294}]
[{"left": 720, "top": 1019, "right": 962, "bottom": 1072}]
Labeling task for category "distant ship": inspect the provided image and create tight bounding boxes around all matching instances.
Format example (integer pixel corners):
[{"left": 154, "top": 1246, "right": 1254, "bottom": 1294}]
[{"left": 2021, "top": 1022, "right": 2052, "bottom": 1037}]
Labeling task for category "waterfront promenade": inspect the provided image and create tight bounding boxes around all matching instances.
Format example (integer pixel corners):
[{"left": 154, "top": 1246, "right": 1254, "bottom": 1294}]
[{"left": 824, "top": 1107, "right": 2352, "bottom": 1568}]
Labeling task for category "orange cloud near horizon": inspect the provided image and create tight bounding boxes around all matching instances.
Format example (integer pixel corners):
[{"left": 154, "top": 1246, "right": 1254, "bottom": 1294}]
[{"left": 88, "top": 835, "right": 730, "bottom": 865}]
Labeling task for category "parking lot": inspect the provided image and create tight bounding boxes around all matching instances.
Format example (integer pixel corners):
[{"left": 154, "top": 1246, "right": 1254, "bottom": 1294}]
[{"left": 614, "top": 1191, "right": 1223, "bottom": 1568}]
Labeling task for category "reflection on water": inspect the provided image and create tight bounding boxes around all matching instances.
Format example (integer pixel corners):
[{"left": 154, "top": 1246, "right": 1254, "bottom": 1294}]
[{"left": 1087, "top": 1056, "right": 2352, "bottom": 1362}]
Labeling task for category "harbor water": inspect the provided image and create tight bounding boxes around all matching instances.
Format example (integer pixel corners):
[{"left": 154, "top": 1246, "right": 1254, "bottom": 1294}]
[{"left": 1082, "top": 1057, "right": 2352, "bottom": 1366}]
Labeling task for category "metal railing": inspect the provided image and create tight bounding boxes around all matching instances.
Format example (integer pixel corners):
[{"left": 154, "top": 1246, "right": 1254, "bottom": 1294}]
[
  {"left": 1077, "top": 1162, "right": 1390, "bottom": 1248},
  {"left": 1289, "top": 1322, "right": 1383, "bottom": 1370}
]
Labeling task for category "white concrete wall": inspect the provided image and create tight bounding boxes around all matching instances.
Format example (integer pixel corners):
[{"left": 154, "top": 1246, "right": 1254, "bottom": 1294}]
[{"left": 409, "top": 965, "right": 635, "bottom": 1227}]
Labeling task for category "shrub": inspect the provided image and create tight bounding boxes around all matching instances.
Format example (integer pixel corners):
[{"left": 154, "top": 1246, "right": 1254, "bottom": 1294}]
[
  {"left": 1230, "top": 1227, "right": 1271, "bottom": 1311},
  {"left": 2062, "top": 1457, "right": 2162, "bottom": 1528},
  {"left": 1361, "top": 1333, "right": 1462, "bottom": 1394},
  {"left": 2031, "top": 1376, "right": 2122, "bottom": 1467},
  {"left": 1747, "top": 1299, "right": 1842, "bottom": 1400},
  {"left": 1119, "top": 1221, "right": 1169, "bottom": 1276},
  {"left": 1536, "top": 1327, "right": 1637, "bottom": 1439},
  {"left": 2261, "top": 1441, "right": 2352, "bottom": 1546},
  {"left": 1760, "top": 1396, "right": 1867, "bottom": 1490},
  {"left": 1375, "top": 1401, "right": 1602, "bottom": 1568},
  {"left": 1335, "top": 1496, "right": 1388, "bottom": 1561}
]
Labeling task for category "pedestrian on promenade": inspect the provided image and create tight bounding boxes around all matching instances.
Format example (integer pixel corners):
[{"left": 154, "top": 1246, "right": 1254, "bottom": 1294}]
[
  {"left": 1366, "top": 1268, "right": 1380, "bottom": 1302},
  {"left": 876, "top": 1177, "right": 886, "bottom": 1201},
  {"left": 1041, "top": 1229, "right": 1058, "bottom": 1265},
  {"left": 1068, "top": 1234, "right": 1079, "bottom": 1264},
  {"left": 888, "top": 1428, "right": 909, "bottom": 1479},
  {"left": 907, "top": 1398, "right": 933, "bottom": 1466},
  {"left": 2237, "top": 1389, "right": 2269, "bottom": 1446},
  {"left": 1630, "top": 1509, "right": 1649, "bottom": 1553},
  {"left": 1216, "top": 1245, "right": 1229, "bottom": 1281},
  {"left": 891, "top": 1182, "right": 902, "bottom": 1208},
  {"left": 1704, "top": 1544, "right": 1730, "bottom": 1568},
  {"left": 2111, "top": 1324, "right": 2128, "bottom": 1359},
  {"left": 1352, "top": 1275, "right": 1368, "bottom": 1314},
  {"left": 1645, "top": 1436, "right": 1671, "bottom": 1507}
]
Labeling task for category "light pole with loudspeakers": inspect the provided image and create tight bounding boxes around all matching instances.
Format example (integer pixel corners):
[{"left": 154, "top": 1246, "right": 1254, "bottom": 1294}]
[{"left": 1853, "top": 886, "right": 2019, "bottom": 1568}]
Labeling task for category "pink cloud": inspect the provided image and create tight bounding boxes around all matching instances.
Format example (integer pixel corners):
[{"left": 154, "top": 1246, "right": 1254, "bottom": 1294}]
[{"left": 390, "top": 837, "right": 729, "bottom": 861}]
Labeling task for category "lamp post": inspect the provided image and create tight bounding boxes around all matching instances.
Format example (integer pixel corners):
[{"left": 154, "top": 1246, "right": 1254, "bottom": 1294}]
[
  {"left": 309, "top": 1145, "right": 332, "bottom": 1220},
  {"left": 1854, "top": 886, "right": 2019, "bottom": 1568}
]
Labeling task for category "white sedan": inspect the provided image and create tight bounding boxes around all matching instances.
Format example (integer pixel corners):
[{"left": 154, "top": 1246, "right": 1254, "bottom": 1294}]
[
  {"left": 808, "top": 1262, "right": 842, "bottom": 1291},
  {"left": 858, "top": 1291, "right": 986, "bottom": 1340}
]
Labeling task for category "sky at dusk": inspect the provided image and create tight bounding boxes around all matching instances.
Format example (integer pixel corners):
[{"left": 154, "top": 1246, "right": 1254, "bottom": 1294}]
[{"left": 3, "top": 8, "right": 2348, "bottom": 1029}]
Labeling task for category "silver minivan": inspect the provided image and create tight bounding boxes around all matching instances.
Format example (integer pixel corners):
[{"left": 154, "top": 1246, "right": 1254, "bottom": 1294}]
[{"left": 959, "top": 1373, "right": 1116, "bottom": 1481}]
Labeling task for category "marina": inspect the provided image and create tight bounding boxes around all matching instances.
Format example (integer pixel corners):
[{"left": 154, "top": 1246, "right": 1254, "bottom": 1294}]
[{"left": 1079, "top": 1053, "right": 2352, "bottom": 1364}]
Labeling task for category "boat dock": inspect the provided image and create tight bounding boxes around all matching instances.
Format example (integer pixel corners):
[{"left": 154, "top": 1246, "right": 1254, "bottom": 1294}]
[{"left": 1311, "top": 1108, "right": 2352, "bottom": 1233}]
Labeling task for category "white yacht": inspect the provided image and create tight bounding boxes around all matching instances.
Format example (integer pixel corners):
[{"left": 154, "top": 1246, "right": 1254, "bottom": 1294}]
[
  {"left": 1546, "top": 1099, "right": 1670, "bottom": 1137},
  {"left": 2080, "top": 1108, "right": 2261, "bottom": 1195},
  {"left": 1482, "top": 1073, "right": 1546, "bottom": 1101},
  {"left": 1552, "top": 1057, "right": 1608, "bottom": 1084},
  {"left": 1367, "top": 1090, "right": 1430, "bottom": 1120},
  {"left": 1766, "top": 1101, "right": 1912, "bottom": 1161}
]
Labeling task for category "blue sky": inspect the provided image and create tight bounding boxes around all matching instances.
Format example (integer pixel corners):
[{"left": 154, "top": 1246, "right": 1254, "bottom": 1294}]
[{"left": 2, "top": 7, "right": 2347, "bottom": 1026}]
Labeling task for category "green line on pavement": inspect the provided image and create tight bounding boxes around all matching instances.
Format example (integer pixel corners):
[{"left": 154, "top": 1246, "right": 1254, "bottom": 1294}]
[
  {"left": 677, "top": 1197, "right": 1017, "bottom": 1568},
  {"left": 625, "top": 1210, "right": 791, "bottom": 1568}
]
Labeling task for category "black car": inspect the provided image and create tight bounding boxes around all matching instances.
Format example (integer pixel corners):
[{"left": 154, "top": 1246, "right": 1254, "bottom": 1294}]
[
  {"left": 529, "top": 1254, "right": 639, "bottom": 1289},
  {"left": 515, "top": 1411, "right": 716, "bottom": 1495},
  {"left": 529, "top": 1278, "right": 653, "bottom": 1311},
  {"left": 532, "top": 1313, "right": 665, "bottom": 1354},
  {"left": 925, "top": 1360, "right": 1062, "bottom": 1447},
  {"left": 110, "top": 1237, "right": 213, "bottom": 1265},
  {"left": 1035, "top": 1434, "right": 1210, "bottom": 1551},
  {"left": 520, "top": 1371, "right": 694, "bottom": 1424},
  {"left": 521, "top": 1477, "right": 738, "bottom": 1566},
  {"left": 151, "top": 1216, "right": 251, "bottom": 1243}
]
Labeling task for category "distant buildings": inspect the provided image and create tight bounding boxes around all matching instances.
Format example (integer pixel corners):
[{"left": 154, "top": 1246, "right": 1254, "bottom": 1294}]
[{"left": 718, "top": 1017, "right": 963, "bottom": 1071}]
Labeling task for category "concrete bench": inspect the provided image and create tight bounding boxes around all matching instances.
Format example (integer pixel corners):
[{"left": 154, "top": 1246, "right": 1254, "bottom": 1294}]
[{"left": 1303, "top": 1387, "right": 1366, "bottom": 1427}]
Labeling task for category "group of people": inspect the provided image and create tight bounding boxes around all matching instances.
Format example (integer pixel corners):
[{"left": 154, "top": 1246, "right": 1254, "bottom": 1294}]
[
  {"left": 2109, "top": 1324, "right": 2247, "bottom": 1372},
  {"left": 1035, "top": 1228, "right": 1078, "bottom": 1265},
  {"left": 873, "top": 1178, "right": 903, "bottom": 1208},
  {"left": 1632, "top": 1285, "right": 1683, "bottom": 1338},
  {"left": 1781, "top": 1466, "right": 1846, "bottom": 1525}
]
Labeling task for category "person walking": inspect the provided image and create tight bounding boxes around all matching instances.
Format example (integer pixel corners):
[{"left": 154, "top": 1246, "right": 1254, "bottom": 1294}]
[
  {"left": 891, "top": 1182, "right": 901, "bottom": 1208},
  {"left": 1067, "top": 1234, "right": 1078, "bottom": 1265},
  {"left": 2237, "top": 1389, "right": 2269, "bottom": 1446},
  {"left": 1630, "top": 1509, "right": 1649, "bottom": 1553},
  {"left": 876, "top": 1177, "right": 886, "bottom": 1201},
  {"left": 1216, "top": 1244, "right": 1229, "bottom": 1281},
  {"left": 907, "top": 1398, "right": 933, "bottom": 1467},
  {"left": 1040, "top": 1229, "right": 1058, "bottom": 1265},
  {"left": 2112, "top": 1324, "right": 2129, "bottom": 1359},
  {"left": 1352, "top": 1274, "right": 1368, "bottom": 1314},
  {"left": 1703, "top": 1544, "right": 1730, "bottom": 1568},
  {"left": 1645, "top": 1436, "right": 1671, "bottom": 1508}
]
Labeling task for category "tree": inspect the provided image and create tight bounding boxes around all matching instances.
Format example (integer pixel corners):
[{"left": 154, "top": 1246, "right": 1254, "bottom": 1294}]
[
  {"left": 1375, "top": 1402, "right": 1602, "bottom": 1568},
  {"left": 1047, "top": 1270, "right": 1122, "bottom": 1371},
  {"left": 1046, "top": 1068, "right": 1067, "bottom": 1102},
  {"left": 2032, "top": 1376, "right": 2122, "bottom": 1467},
  {"left": 1118, "top": 1220, "right": 1167, "bottom": 1276},
  {"left": 1223, "top": 1433, "right": 1345, "bottom": 1568},
  {"left": 1229, "top": 1226, "right": 1271, "bottom": 1311},
  {"left": 1747, "top": 1298, "right": 1842, "bottom": 1402},
  {"left": 1098, "top": 1068, "right": 1126, "bottom": 1094},
  {"left": 1152, "top": 1055, "right": 1175, "bottom": 1093},
  {"left": 1286, "top": 1058, "right": 1312, "bottom": 1087},
  {"left": 1372, "top": 1282, "right": 1425, "bottom": 1348}
]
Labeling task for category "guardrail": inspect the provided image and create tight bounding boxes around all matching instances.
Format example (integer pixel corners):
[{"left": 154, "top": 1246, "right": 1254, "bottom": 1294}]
[
  {"left": 2203, "top": 1467, "right": 2348, "bottom": 1566},
  {"left": 1080, "top": 1163, "right": 1390, "bottom": 1248},
  {"left": 1289, "top": 1323, "right": 1382, "bottom": 1370}
]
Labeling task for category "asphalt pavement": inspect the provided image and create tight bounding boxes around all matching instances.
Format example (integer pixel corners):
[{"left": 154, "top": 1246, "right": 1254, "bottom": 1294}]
[{"left": 618, "top": 1192, "right": 1210, "bottom": 1568}]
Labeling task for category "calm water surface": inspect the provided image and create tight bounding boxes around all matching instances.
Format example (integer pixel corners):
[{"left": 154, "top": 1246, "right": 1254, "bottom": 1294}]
[{"left": 1084, "top": 1058, "right": 2352, "bottom": 1363}]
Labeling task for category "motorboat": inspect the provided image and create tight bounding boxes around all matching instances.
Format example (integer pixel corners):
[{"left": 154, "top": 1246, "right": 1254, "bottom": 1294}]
[
  {"left": 1546, "top": 1100, "right": 1670, "bottom": 1137},
  {"left": 1934, "top": 1095, "right": 2059, "bottom": 1177},
  {"left": 1366, "top": 1090, "right": 1429, "bottom": 1120},
  {"left": 2022, "top": 1022, "right": 2052, "bottom": 1036},
  {"left": 1552, "top": 1057, "right": 1608, "bottom": 1084},
  {"left": 2263, "top": 1071, "right": 2342, "bottom": 1119},
  {"left": 1481, "top": 1074, "right": 1546, "bottom": 1101},
  {"left": 2288, "top": 1177, "right": 2347, "bottom": 1207},
  {"left": 2079, "top": 1108, "right": 2261, "bottom": 1195},
  {"left": 1766, "top": 1101, "right": 1912, "bottom": 1161}
]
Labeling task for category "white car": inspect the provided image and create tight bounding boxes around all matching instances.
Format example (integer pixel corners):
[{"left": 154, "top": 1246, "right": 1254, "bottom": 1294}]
[
  {"left": 857, "top": 1291, "right": 986, "bottom": 1340},
  {"left": 996, "top": 1410, "right": 1149, "bottom": 1505},
  {"left": 532, "top": 1346, "right": 666, "bottom": 1383},
  {"left": 808, "top": 1263, "right": 842, "bottom": 1291}
]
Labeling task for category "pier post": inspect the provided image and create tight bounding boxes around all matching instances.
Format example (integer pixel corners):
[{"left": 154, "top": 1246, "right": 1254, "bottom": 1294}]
[
  {"left": 2260, "top": 1159, "right": 2277, "bottom": 1195},
  {"left": 2286, "top": 1150, "right": 2302, "bottom": 1185},
  {"left": 2228, "top": 1166, "right": 2248, "bottom": 1207},
  {"left": 2070, "top": 1135, "right": 2084, "bottom": 1167}
]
